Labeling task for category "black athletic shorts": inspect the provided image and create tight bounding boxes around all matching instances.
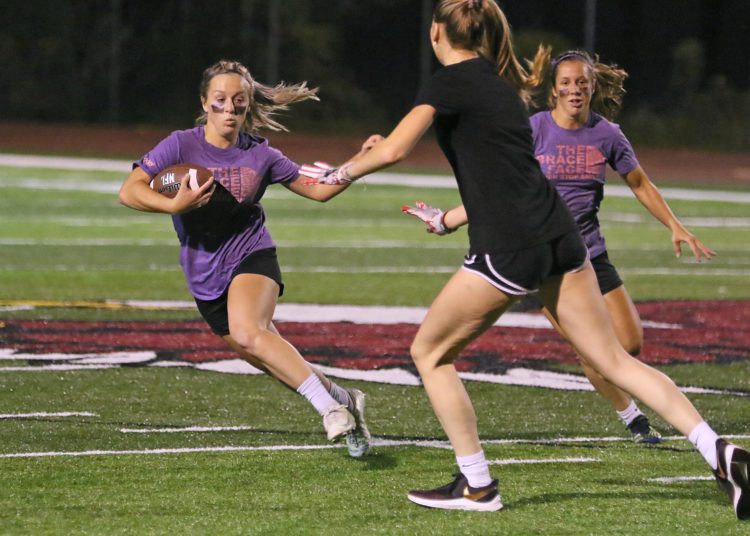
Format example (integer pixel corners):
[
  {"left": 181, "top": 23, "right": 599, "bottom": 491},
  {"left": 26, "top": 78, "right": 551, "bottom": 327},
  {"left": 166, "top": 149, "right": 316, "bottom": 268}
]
[
  {"left": 462, "top": 229, "right": 588, "bottom": 296},
  {"left": 194, "top": 248, "right": 284, "bottom": 336},
  {"left": 590, "top": 251, "right": 624, "bottom": 295}
]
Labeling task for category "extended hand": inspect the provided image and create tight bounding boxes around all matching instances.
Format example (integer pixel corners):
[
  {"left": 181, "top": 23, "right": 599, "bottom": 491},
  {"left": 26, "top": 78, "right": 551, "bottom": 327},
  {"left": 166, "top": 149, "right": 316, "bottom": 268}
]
[
  {"left": 401, "top": 201, "right": 453, "bottom": 235},
  {"left": 299, "top": 162, "right": 355, "bottom": 185},
  {"left": 672, "top": 228, "right": 716, "bottom": 262}
]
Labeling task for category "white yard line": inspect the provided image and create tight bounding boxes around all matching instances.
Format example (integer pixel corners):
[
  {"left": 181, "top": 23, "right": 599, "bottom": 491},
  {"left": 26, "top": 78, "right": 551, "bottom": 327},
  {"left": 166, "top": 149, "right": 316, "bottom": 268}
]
[
  {"left": 604, "top": 213, "right": 750, "bottom": 228},
  {"left": 9, "top": 237, "right": 750, "bottom": 252},
  {"left": 2, "top": 262, "right": 747, "bottom": 277},
  {"left": 488, "top": 457, "right": 601, "bottom": 465},
  {"left": 2, "top": 434, "right": 750, "bottom": 460},
  {"left": 0, "top": 445, "right": 339, "bottom": 458},
  {"left": 0, "top": 364, "right": 117, "bottom": 372},
  {"left": 0, "top": 238, "right": 176, "bottom": 246},
  {"left": 0, "top": 238, "right": 467, "bottom": 249},
  {"left": 619, "top": 268, "right": 750, "bottom": 277},
  {"left": 2, "top": 153, "right": 749, "bottom": 202},
  {"left": 481, "top": 434, "right": 750, "bottom": 445},
  {"left": 120, "top": 425, "right": 257, "bottom": 433},
  {"left": 0, "top": 154, "right": 132, "bottom": 172},
  {"left": 647, "top": 476, "right": 714, "bottom": 483},
  {"left": 0, "top": 412, "right": 98, "bottom": 419}
]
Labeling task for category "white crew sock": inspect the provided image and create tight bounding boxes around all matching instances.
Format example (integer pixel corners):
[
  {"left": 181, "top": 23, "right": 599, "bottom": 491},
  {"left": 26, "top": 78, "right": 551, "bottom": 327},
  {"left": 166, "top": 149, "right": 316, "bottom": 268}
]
[
  {"left": 327, "top": 381, "right": 353, "bottom": 411},
  {"left": 688, "top": 421, "right": 719, "bottom": 470},
  {"left": 616, "top": 400, "right": 644, "bottom": 427},
  {"left": 456, "top": 451, "right": 493, "bottom": 488},
  {"left": 296, "top": 374, "right": 340, "bottom": 416}
]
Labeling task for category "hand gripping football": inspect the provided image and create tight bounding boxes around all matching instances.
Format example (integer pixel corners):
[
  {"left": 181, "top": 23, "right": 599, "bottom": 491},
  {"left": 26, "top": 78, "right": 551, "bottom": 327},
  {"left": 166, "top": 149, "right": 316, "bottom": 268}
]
[{"left": 151, "top": 163, "right": 213, "bottom": 198}]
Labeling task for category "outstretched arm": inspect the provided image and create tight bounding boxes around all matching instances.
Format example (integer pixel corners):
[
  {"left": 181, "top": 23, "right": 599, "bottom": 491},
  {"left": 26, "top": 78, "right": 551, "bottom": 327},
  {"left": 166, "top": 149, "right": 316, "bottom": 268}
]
[
  {"left": 301, "top": 105, "right": 437, "bottom": 185},
  {"left": 621, "top": 166, "right": 715, "bottom": 261},
  {"left": 350, "top": 105, "right": 436, "bottom": 177},
  {"left": 284, "top": 135, "right": 384, "bottom": 202},
  {"left": 402, "top": 202, "right": 468, "bottom": 235}
]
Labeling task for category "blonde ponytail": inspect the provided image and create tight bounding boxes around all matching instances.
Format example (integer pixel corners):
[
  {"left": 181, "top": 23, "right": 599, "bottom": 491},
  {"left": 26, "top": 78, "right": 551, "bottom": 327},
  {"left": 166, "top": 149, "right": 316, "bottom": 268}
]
[{"left": 196, "top": 60, "right": 319, "bottom": 133}]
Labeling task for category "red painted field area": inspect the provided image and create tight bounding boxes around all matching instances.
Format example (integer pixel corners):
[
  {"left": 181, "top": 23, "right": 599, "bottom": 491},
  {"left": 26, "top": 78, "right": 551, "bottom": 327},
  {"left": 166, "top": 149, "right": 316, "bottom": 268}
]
[{"left": 2, "top": 301, "right": 748, "bottom": 373}]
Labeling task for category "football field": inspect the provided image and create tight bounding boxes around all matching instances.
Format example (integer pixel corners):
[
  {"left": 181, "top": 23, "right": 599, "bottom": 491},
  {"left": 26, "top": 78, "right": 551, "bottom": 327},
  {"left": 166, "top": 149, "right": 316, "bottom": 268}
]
[{"left": 1, "top": 156, "right": 750, "bottom": 534}]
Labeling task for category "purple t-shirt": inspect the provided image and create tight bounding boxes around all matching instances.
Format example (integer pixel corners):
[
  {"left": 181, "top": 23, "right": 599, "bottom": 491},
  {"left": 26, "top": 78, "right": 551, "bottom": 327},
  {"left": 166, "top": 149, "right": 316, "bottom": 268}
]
[
  {"left": 135, "top": 126, "right": 300, "bottom": 300},
  {"left": 529, "top": 111, "right": 639, "bottom": 258}
]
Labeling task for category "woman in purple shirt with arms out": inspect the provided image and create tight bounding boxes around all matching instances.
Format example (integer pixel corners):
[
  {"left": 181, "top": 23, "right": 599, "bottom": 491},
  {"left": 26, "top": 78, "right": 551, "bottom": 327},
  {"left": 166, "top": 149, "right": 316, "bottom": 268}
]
[
  {"left": 530, "top": 48, "right": 715, "bottom": 442},
  {"left": 119, "top": 60, "right": 372, "bottom": 458},
  {"left": 406, "top": 47, "right": 716, "bottom": 444}
]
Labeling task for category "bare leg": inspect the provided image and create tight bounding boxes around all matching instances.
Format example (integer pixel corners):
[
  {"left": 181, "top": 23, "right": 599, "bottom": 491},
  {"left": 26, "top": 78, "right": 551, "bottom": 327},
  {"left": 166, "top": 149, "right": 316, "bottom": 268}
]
[
  {"left": 410, "top": 269, "right": 516, "bottom": 456},
  {"left": 226, "top": 274, "right": 319, "bottom": 389},
  {"left": 222, "top": 322, "right": 333, "bottom": 393},
  {"left": 542, "top": 284, "right": 643, "bottom": 411},
  {"left": 603, "top": 285, "right": 643, "bottom": 355},
  {"left": 538, "top": 263, "right": 702, "bottom": 436},
  {"left": 583, "top": 285, "right": 644, "bottom": 410}
]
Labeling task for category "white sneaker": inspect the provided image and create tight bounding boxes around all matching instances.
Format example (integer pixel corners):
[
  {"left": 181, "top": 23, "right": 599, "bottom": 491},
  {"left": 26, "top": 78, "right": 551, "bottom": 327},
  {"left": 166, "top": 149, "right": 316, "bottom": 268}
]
[
  {"left": 323, "top": 404, "right": 355, "bottom": 441},
  {"left": 345, "top": 388, "right": 371, "bottom": 458}
]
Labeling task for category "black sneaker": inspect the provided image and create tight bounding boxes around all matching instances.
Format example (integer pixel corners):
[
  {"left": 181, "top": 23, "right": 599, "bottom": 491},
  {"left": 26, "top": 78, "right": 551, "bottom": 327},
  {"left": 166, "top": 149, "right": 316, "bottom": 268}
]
[
  {"left": 714, "top": 438, "right": 750, "bottom": 520},
  {"left": 407, "top": 473, "right": 502, "bottom": 511},
  {"left": 627, "top": 415, "right": 663, "bottom": 444}
]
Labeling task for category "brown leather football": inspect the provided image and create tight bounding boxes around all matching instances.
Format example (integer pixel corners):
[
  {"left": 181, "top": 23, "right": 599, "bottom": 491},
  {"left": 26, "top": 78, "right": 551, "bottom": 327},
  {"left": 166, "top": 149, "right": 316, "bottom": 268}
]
[{"left": 151, "top": 163, "right": 213, "bottom": 198}]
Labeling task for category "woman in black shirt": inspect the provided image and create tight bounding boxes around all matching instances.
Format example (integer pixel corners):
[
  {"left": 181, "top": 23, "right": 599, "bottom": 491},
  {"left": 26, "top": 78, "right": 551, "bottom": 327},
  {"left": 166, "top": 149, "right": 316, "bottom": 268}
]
[{"left": 303, "top": 0, "right": 748, "bottom": 517}]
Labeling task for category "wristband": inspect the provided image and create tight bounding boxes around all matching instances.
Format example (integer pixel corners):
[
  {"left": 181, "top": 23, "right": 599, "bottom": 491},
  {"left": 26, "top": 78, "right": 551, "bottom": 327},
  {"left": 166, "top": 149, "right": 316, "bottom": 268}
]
[{"left": 440, "top": 211, "right": 456, "bottom": 234}]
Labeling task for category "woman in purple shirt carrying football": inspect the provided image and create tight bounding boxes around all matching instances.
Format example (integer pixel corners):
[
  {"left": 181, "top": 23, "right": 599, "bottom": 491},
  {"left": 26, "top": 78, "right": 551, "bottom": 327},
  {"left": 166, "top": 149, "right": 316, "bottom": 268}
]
[
  {"left": 119, "top": 60, "right": 372, "bottom": 458},
  {"left": 405, "top": 48, "right": 715, "bottom": 445}
]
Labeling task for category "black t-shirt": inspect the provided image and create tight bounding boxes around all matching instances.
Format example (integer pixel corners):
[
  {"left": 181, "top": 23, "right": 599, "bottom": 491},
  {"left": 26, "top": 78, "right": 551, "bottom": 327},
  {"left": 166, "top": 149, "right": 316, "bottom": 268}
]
[{"left": 415, "top": 57, "right": 576, "bottom": 254}]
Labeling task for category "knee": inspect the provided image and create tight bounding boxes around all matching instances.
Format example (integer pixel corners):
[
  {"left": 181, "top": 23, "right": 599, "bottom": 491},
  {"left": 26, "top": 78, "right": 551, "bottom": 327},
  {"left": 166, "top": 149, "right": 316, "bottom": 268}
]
[
  {"left": 410, "top": 340, "right": 427, "bottom": 366},
  {"left": 410, "top": 338, "right": 456, "bottom": 375},
  {"left": 229, "top": 324, "right": 266, "bottom": 355},
  {"left": 410, "top": 339, "right": 437, "bottom": 373}
]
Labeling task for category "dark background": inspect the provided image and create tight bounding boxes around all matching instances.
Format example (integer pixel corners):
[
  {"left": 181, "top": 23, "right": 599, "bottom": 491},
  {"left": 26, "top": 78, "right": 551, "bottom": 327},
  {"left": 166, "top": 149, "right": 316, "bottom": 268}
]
[{"left": 2, "top": 0, "right": 749, "bottom": 149}]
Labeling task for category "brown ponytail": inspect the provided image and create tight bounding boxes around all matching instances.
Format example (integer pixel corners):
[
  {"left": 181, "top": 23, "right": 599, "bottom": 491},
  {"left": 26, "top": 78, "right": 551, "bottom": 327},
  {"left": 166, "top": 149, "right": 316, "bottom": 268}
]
[
  {"left": 526, "top": 48, "right": 629, "bottom": 119},
  {"left": 433, "top": 0, "right": 536, "bottom": 105}
]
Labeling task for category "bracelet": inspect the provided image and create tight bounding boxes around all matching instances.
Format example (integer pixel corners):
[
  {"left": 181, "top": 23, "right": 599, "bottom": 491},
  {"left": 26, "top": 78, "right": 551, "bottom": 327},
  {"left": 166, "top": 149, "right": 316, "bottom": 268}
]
[{"left": 440, "top": 211, "right": 456, "bottom": 234}]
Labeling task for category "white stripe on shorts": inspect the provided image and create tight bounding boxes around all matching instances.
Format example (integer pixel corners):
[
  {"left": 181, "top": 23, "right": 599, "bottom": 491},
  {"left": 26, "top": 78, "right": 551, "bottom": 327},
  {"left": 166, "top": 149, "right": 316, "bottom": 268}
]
[
  {"left": 462, "top": 248, "right": 588, "bottom": 297},
  {"left": 567, "top": 251, "right": 590, "bottom": 274},
  {"left": 461, "top": 266, "right": 531, "bottom": 296},
  {"left": 483, "top": 254, "right": 532, "bottom": 293}
]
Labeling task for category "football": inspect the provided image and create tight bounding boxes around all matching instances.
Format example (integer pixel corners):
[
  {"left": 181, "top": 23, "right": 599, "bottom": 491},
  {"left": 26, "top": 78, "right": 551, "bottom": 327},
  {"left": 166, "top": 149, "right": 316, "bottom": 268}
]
[{"left": 151, "top": 163, "right": 213, "bottom": 198}]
